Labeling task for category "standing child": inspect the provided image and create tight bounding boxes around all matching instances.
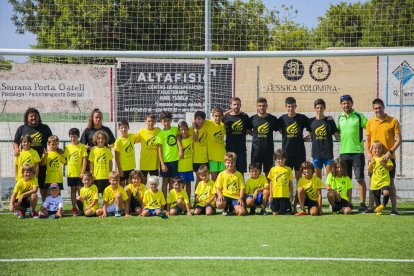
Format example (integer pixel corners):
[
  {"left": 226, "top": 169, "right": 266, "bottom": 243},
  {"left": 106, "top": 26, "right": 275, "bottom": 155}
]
[
  {"left": 267, "top": 149, "right": 294, "bottom": 215},
  {"left": 76, "top": 172, "right": 99, "bottom": 217},
  {"left": 136, "top": 113, "right": 161, "bottom": 184},
  {"left": 89, "top": 130, "right": 113, "bottom": 194},
  {"left": 325, "top": 158, "right": 353, "bottom": 215},
  {"left": 39, "top": 183, "right": 64, "bottom": 219},
  {"left": 245, "top": 163, "right": 270, "bottom": 215},
  {"left": 194, "top": 165, "right": 216, "bottom": 216},
  {"left": 167, "top": 177, "right": 192, "bottom": 216},
  {"left": 14, "top": 135, "right": 40, "bottom": 182},
  {"left": 141, "top": 176, "right": 168, "bottom": 218},
  {"left": 192, "top": 111, "right": 209, "bottom": 188},
  {"left": 368, "top": 140, "right": 393, "bottom": 215},
  {"left": 114, "top": 119, "right": 137, "bottom": 187},
  {"left": 125, "top": 170, "right": 147, "bottom": 216},
  {"left": 9, "top": 164, "right": 39, "bottom": 219},
  {"left": 157, "top": 111, "right": 179, "bottom": 198},
  {"left": 96, "top": 171, "right": 129, "bottom": 217},
  {"left": 41, "top": 135, "right": 66, "bottom": 198},
  {"left": 295, "top": 161, "right": 323, "bottom": 216},
  {"left": 64, "top": 128, "right": 87, "bottom": 216},
  {"left": 177, "top": 121, "right": 194, "bottom": 199},
  {"left": 215, "top": 152, "right": 246, "bottom": 216}
]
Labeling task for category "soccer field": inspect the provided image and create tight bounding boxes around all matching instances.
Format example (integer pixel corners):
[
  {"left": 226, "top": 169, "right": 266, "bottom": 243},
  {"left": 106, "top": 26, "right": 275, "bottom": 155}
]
[{"left": 1, "top": 204, "right": 414, "bottom": 275}]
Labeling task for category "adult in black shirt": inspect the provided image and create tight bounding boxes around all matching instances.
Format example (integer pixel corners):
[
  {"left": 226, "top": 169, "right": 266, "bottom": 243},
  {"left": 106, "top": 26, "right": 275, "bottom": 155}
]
[
  {"left": 13, "top": 107, "right": 53, "bottom": 201},
  {"left": 249, "top": 97, "right": 280, "bottom": 176},
  {"left": 80, "top": 108, "right": 115, "bottom": 151},
  {"left": 309, "top": 99, "right": 339, "bottom": 179},
  {"left": 223, "top": 97, "right": 250, "bottom": 173},
  {"left": 279, "top": 97, "right": 311, "bottom": 182}
]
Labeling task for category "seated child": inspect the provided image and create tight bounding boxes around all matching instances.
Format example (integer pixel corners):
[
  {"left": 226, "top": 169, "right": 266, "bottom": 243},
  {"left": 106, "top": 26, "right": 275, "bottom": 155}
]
[
  {"left": 141, "top": 176, "right": 168, "bottom": 218},
  {"left": 325, "top": 158, "right": 353, "bottom": 215},
  {"left": 9, "top": 164, "right": 39, "bottom": 219},
  {"left": 39, "top": 183, "right": 64, "bottom": 219},
  {"left": 76, "top": 172, "right": 99, "bottom": 217},
  {"left": 268, "top": 149, "right": 293, "bottom": 215},
  {"left": 96, "top": 171, "right": 129, "bottom": 217},
  {"left": 245, "top": 162, "right": 270, "bottom": 215},
  {"left": 167, "top": 176, "right": 192, "bottom": 216},
  {"left": 125, "top": 170, "right": 147, "bottom": 216},
  {"left": 194, "top": 165, "right": 216, "bottom": 216},
  {"left": 295, "top": 161, "right": 323, "bottom": 216},
  {"left": 215, "top": 152, "right": 246, "bottom": 216}
]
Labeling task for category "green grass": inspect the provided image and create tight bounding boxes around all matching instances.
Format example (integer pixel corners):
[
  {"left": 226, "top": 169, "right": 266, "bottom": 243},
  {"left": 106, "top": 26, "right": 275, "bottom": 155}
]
[{"left": 1, "top": 203, "right": 414, "bottom": 275}]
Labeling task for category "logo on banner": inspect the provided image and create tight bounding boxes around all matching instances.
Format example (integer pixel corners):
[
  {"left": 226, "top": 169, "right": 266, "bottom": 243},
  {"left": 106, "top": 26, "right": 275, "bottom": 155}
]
[
  {"left": 309, "top": 59, "right": 331, "bottom": 82},
  {"left": 283, "top": 59, "right": 304, "bottom": 81},
  {"left": 392, "top": 61, "right": 414, "bottom": 86}
]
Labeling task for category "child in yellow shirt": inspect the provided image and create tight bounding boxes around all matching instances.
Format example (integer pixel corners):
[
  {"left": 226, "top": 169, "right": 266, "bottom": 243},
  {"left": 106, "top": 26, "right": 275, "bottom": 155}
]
[
  {"left": 167, "top": 177, "right": 192, "bottom": 216},
  {"left": 194, "top": 165, "right": 216, "bottom": 216},
  {"left": 142, "top": 176, "right": 168, "bottom": 219},
  {"left": 245, "top": 162, "right": 269, "bottom": 215},
  {"left": 125, "top": 170, "right": 147, "bottom": 216},
  {"left": 89, "top": 130, "right": 113, "bottom": 194},
  {"left": 76, "top": 172, "right": 99, "bottom": 217},
  {"left": 96, "top": 171, "right": 128, "bottom": 217},
  {"left": 295, "top": 161, "right": 323, "bottom": 216}
]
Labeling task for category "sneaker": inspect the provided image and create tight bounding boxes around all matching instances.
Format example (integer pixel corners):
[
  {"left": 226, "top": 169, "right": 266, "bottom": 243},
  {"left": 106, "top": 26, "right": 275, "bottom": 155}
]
[
  {"left": 222, "top": 210, "right": 228, "bottom": 216},
  {"left": 260, "top": 209, "right": 267, "bottom": 216},
  {"left": 158, "top": 212, "right": 168, "bottom": 219},
  {"left": 295, "top": 210, "right": 307, "bottom": 216},
  {"left": 72, "top": 207, "right": 78, "bottom": 216},
  {"left": 29, "top": 210, "right": 39, "bottom": 219},
  {"left": 249, "top": 207, "right": 256, "bottom": 215},
  {"left": 115, "top": 210, "right": 122, "bottom": 217},
  {"left": 17, "top": 210, "right": 25, "bottom": 219},
  {"left": 331, "top": 204, "right": 339, "bottom": 213},
  {"left": 374, "top": 204, "right": 384, "bottom": 214},
  {"left": 366, "top": 209, "right": 374, "bottom": 214},
  {"left": 358, "top": 204, "right": 367, "bottom": 213},
  {"left": 390, "top": 210, "right": 399, "bottom": 216}
]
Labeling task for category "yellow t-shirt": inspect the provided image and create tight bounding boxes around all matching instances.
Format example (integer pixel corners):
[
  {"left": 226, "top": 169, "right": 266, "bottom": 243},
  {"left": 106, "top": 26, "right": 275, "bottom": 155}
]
[
  {"left": 370, "top": 156, "right": 393, "bottom": 190},
  {"left": 195, "top": 179, "right": 216, "bottom": 207},
  {"left": 88, "top": 146, "right": 113, "bottom": 180},
  {"left": 114, "top": 134, "right": 137, "bottom": 171},
  {"left": 14, "top": 149, "right": 40, "bottom": 180},
  {"left": 136, "top": 127, "right": 161, "bottom": 171},
  {"left": 192, "top": 125, "right": 208, "bottom": 164},
  {"left": 215, "top": 170, "right": 245, "bottom": 199},
  {"left": 267, "top": 166, "right": 293, "bottom": 198},
  {"left": 178, "top": 135, "right": 193, "bottom": 172},
  {"left": 42, "top": 150, "right": 65, "bottom": 184},
  {"left": 245, "top": 174, "right": 269, "bottom": 195},
  {"left": 102, "top": 184, "right": 129, "bottom": 206},
  {"left": 79, "top": 184, "right": 100, "bottom": 212},
  {"left": 167, "top": 189, "right": 190, "bottom": 208},
  {"left": 64, "top": 143, "right": 87, "bottom": 178},
  {"left": 125, "top": 183, "right": 147, "bottom": 201},
  {"left": 204, "top": 120, "right": 226, "bottom": 162},
  {"left": 13, "top": 178, "right": 38, "bottom": 199},
  {"left": 296, "top": 176, "right": 323, "bottom": 202},
  {"left": 143, "top": 189, "right": 166, "bottom": 210}
]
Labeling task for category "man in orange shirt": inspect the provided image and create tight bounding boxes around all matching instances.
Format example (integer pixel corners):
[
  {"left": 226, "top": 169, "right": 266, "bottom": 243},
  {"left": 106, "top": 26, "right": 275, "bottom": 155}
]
[{"left": 365, "top": 98, "right": 401, "bottom": 215}]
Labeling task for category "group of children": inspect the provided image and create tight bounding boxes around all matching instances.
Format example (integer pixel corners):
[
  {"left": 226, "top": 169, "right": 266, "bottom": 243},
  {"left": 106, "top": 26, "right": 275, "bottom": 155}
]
[{"left": 9, "top": 106, "right": 393, "bottom": 218}]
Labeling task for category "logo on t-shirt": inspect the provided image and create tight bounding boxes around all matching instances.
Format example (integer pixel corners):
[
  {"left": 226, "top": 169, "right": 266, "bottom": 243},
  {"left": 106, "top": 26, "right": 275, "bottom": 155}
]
[
  {"left": 198, "top": 132, "right": 207, "bottom": 146},
  {"left": 227, "top": 178, "right": 239, "bottom": 193},
  {"left": 275, "top": 172, "right": 288, "bottom": 186},
  {"left": 49, "top": 156, "right": 60, "bottom": 169},
  {"left": 21, "top": 155, "right": 32, "bottom": 166},
  {"left": 146, "top": 136, "right": 158, "bottom": 148},
  {"left": 69, "top": 151, "right": 79, "bottom": 164},
  {"left": 183, "top": 144, "right": 192, "bottom": 158},
  {"left": 213, "top": 130, "right": 224, "bottom": 144},
  {"left": 315, "top": 124, "right": 327, "bottom": 140},
  {"left": 167, "top": 135, "right": 177, "bottom": 147},
  {"left": 257, "top": 122, "right": 269, "bottom": 137},
  {"left": 231, "top": 119, "right": 244, "bottom": 133},
  {"left": 97, "top": 152, "right": 108, "bottom": 164},
  {"left": 286, "top": 122, "right": 299, "bottom": 137},
  {"left": 374, "top": 164, "right": 387, "bottom": 177},
  {"left": 31, "top": 131, "right": 42, "bottom": 147},
  {"left": 125, "top": 141, "right": 134, "bottom": 153},
  {"left": 149, "top": 199, "right": 159, "bottom": 207}
]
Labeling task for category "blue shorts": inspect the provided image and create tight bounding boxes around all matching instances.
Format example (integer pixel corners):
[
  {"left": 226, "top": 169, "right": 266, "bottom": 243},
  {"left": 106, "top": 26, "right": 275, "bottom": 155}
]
[
  {"left": 312, "top": 158, "right": 333, "bottom": 169},
  {"left": 246, "top": 192, "right": 263, "bottom": 206},
  {"left": 144, "top": 208, "right": 160, "bottom": 216},
  {"left": 178, "top": 171, "right": 194, "bottom": 183},
  {"left": 160, "top": 161, "right": 179, "bottom": 178},
  {"left": 223, "top": 196, "right": 241, "bottom": 207}
]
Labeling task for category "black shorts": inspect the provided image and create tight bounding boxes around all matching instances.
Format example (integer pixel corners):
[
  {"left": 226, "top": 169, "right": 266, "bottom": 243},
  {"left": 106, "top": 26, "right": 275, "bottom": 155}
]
[
  {"left": 233, "top": 150, "right": 247, "bottom": 173},
  {"left": 141, "top": 170, "right": 159, "bottom": 178},
  {"left": 340, "top": 153, "right": 365, "bottom": 180},
  {"left": 336, "top": 198, "right": 351, "bottom": 209},
  {"left": 251, "top": 150, "right": 274, "bottom": 175},
  {"left": 130, "top": 197, "right": 142, "bottom": 211},
  {"left": 193, "top": 163, "right": 209, "bottom": 172},
  {"left": 95, "top": 179, "right": 109, "bottom": 194},
  {"left": 271, "top": 198, "right": 292, "bottom": 214},
  {"left": 195, "top": 204, "right": 216, "bottom": 214},
  {"left": 120, "top": 170, "right": 133, "bottom": 181},
  {"left": 45, "top": 183, "right": 64, "bottom": 190},
  {"left": 305, "top": 197, "right": 319, "bottom": 209},
  {"left": 67, "top": 177, "right": 83, "bottom": 187},
  {"left": 18, "top": 196, "right": 31, "bottom": 209},
  {"left": 37, "top": 166, "right": 47, "bottom": 188},
  {"left": 286, "top": 156, "right": 306, "bottom": 172}
]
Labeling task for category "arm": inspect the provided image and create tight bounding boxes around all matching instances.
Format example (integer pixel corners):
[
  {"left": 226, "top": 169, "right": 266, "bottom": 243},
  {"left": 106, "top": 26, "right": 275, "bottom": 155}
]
[
  {"left": 9, "top": 193, "right": 17, "bottom": 212},
  {"left": 20, "top": 185, "right": 38, "bottom": 200},
  {"left": 177, "top": 135, "right": 184, "bottom": 159},
  {"left": 81, "top": 157, "right": 87, "bottom": 177},
  {"left": 34, "top": 163, "right": 39, "bottom": 178},
  {"left": 289, "top": 180, "right": 293, "bottom": 202},
  {"left": 216, "top": 187, "right": 223, "bottom": 202},
  {"left": 347, "top": 189, "right": 353, "bottom": 205},
  {"left": 14, "top": 163, "right": 18, "bottom": 179},
  {"left": 13, "top": 143, "right": 20, "bottom": 157},
  {"left": 365, "top": 134, "right": 374, "bottom": 163},
  {"left": 40, "top": 149, "right": 48, "bottom": 166},
  {"left": 238, "top": 188, "right": 245, "bottom": 207},
  {"left": 158, "top": 144, "right": 167, "bottom": 172},
  {"left": 334, "top": 131, "right": 340, "bottom": 141},
  {"left": 101, "top": 202, "right": 108, "bottom": 217},
  {"left": 185, "top": 203, "right": 192, "bottom": 216},
  {"left": 87, "top": 199, "right": 98, "bottom": 210},
  {"left": 89, "top": 161, "right": 94, "bottom": 177},
  {"left": 114, "top": 151, "right": 123, "bottom": 177},
  {"left": 317, "top": 189, "right": 323, "bottom": 214},
  {"left": 383, "top": 132, "right": 402, "bottom": 162}
]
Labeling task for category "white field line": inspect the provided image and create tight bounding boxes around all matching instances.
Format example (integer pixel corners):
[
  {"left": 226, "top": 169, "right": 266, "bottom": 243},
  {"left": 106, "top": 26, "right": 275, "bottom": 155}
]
[{"left": 0, "top": 256, "right": 413, "bottom": 263}]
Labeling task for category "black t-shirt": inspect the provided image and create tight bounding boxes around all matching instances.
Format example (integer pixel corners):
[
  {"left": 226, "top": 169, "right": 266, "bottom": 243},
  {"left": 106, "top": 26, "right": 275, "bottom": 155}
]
[
  {"left": 279, "top": 114, "right": 310, "bottom": 158},
  {"left": 80, "top": 125, "right": 116, "bottom": 149},
  {"left": 249, "top": 114, "right": 280, "bottom": 154},
  {"left": 310, "top": 117, "right": 338, "bottom": 159},
  {"left": 223, "top": 113, "right": 250, "bottom": 152},
  {"left": 14, "top": 123, "right": 53, "bottom": 156}
]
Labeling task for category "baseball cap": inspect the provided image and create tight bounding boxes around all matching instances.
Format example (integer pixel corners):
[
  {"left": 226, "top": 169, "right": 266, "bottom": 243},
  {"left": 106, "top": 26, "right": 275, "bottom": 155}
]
[
  {"left": 340, "top": 94, "right": 353, "bottom": 103},
  {"left": 49, "top": 183, "right": 59, "bottom": 190}
]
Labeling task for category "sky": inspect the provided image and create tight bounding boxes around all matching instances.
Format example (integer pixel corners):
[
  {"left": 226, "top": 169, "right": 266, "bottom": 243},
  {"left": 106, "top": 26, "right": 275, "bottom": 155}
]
[{"left": 0, "top": 0, "right": 367, "bottom": 62}]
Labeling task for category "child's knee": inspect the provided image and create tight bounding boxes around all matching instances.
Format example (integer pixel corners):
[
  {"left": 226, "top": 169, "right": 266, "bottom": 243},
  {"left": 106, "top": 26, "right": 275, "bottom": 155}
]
[
  {"left": 193, "top": 209, "right": 201, "bottom": 215},
  {"left": 310, "top": 207, "right": 318, "bottom": 216},
  {"left": 246, "top": 198, "right": 254, "bottom": 206},
  {"left": 382, "top": 189, "right": 390, "bottom": 197},
  {"left": 343, "top": 207, "right": 351, "bottom": 215}
]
